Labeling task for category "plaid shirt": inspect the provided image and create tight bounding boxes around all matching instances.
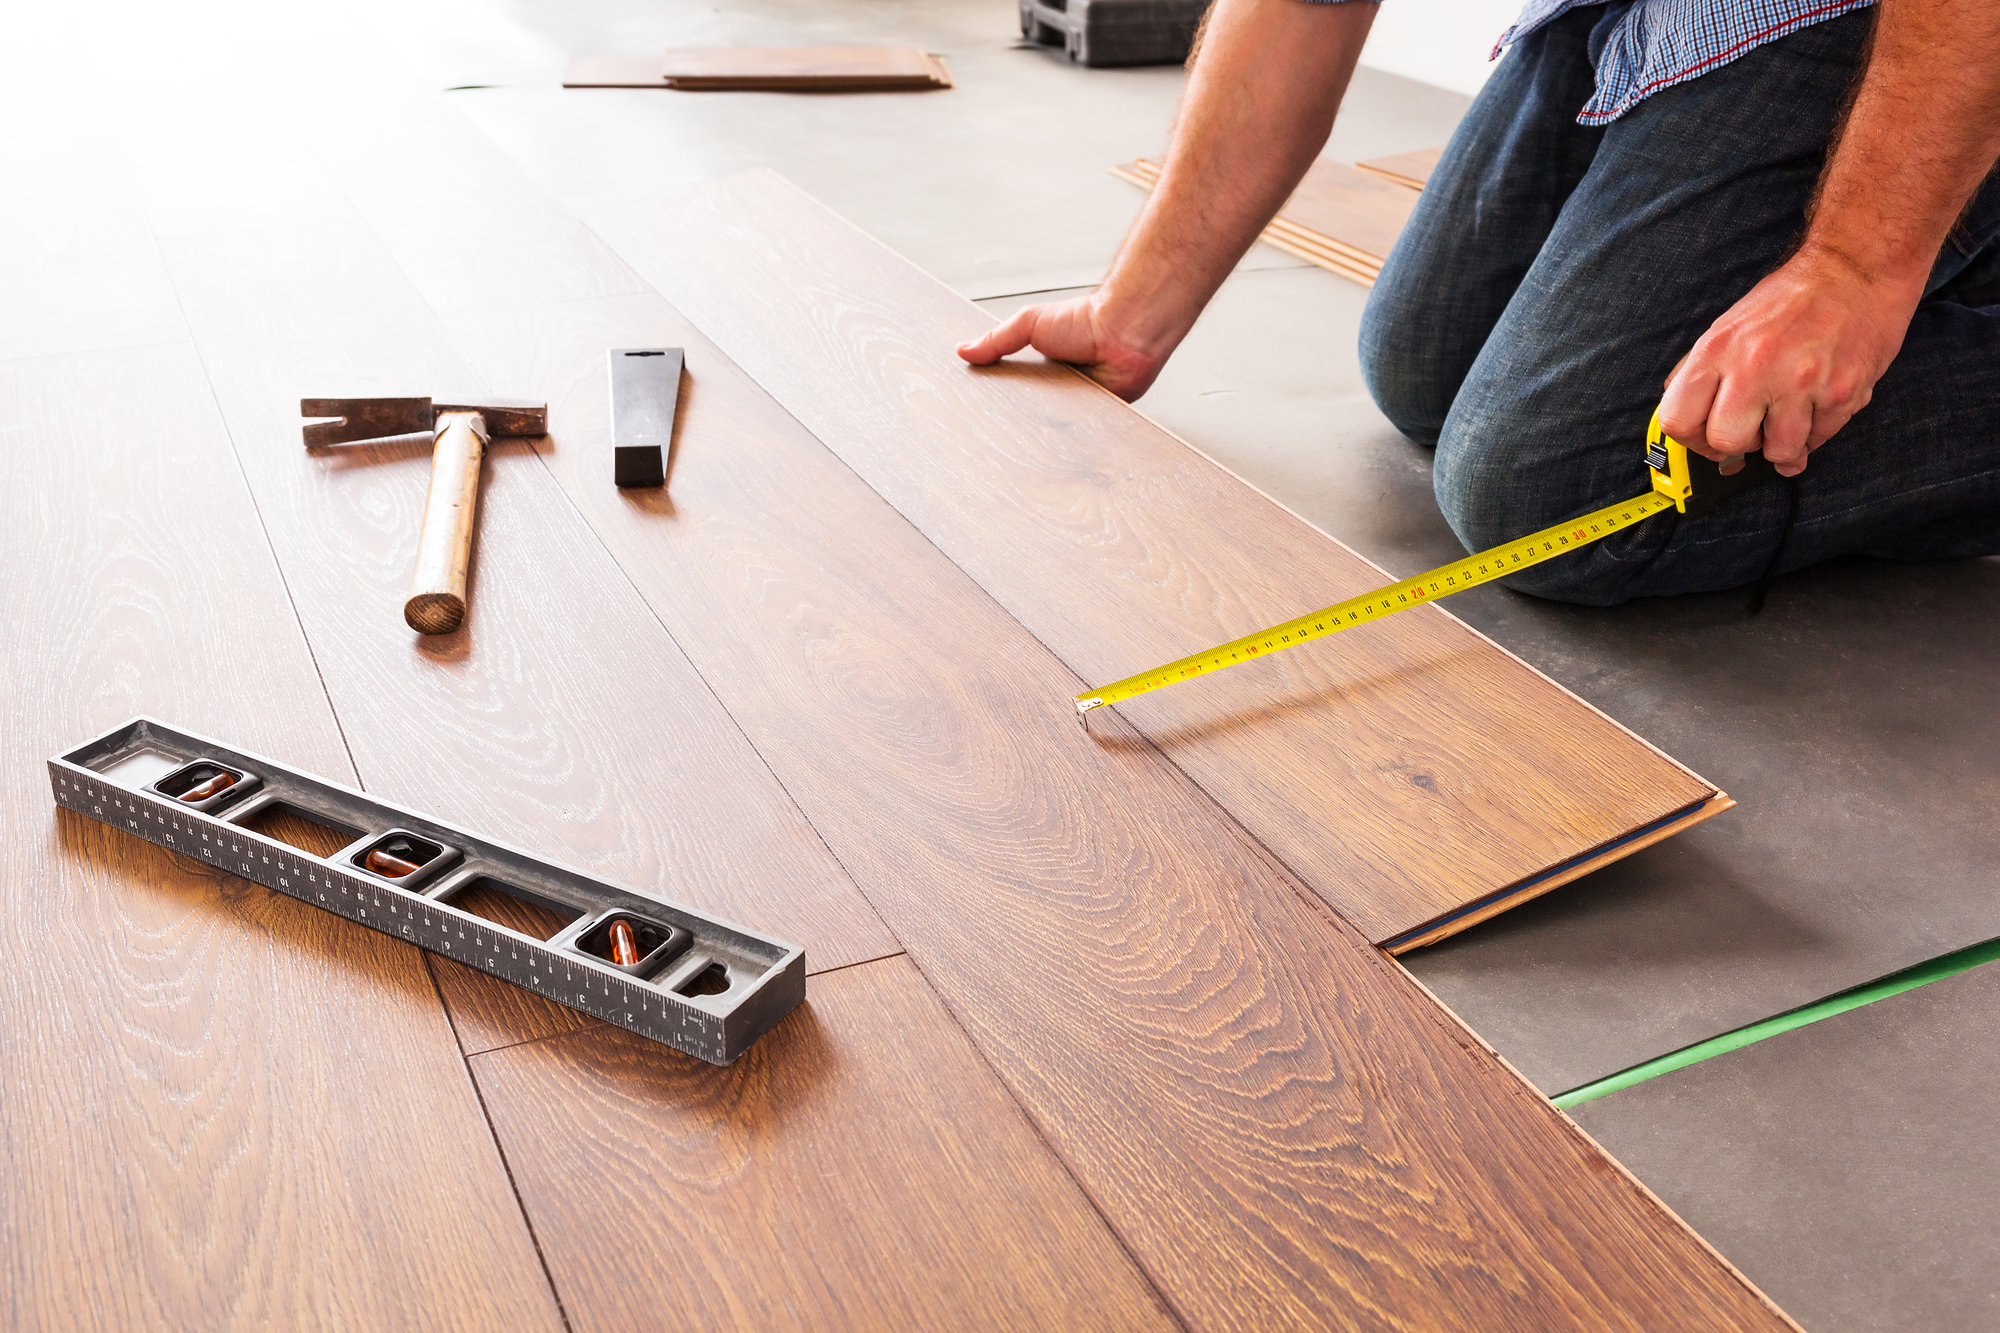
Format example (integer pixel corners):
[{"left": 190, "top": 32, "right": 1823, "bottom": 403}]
[{"left": 1494, "top": 0, "right": 1877, "bottom": 122}]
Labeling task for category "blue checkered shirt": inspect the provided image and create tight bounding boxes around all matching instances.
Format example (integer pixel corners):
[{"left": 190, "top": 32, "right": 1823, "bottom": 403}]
[{"left": 1494, "top": 0, "right": 1877, "bottom": 122}]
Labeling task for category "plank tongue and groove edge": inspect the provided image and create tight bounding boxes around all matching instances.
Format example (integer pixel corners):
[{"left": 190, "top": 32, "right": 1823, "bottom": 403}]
[
  {"left": 583, "top": 169, "right": 1730, "bottom": 948},
  {"left": 437, "top": 286, "right": 1794, "bottom": 1329}
]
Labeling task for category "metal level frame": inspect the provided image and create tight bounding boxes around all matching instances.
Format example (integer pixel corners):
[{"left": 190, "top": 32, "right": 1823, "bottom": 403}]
[{"left": 49, "top": 717, "right": 804, "bottom": 1065}]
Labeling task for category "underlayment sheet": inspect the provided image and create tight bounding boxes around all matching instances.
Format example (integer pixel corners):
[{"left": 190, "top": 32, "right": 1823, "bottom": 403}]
[
  {"left": 1568, "top": 959, "right": 2000, "bottom": 1333},
  {"left": 980, "top": 273, "right": 2000, "bottom": 1095},
  {"left": 341, "top": 0, "right": 1469, "bottom": 299}
]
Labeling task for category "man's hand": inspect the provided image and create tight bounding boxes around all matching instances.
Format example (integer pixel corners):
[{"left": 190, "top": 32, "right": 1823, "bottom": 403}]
[
  {"left": 956, "top": 293, "right": 1169, "bottom": 401},
  {"left": 1659, "top": 245, "right": 1920, "bottom": 477},
  {"left": 1661, "top": 0, "right": 2000, "bottom": 476},
  {"left": 954, "top": 0, "right": 1377, "bottom": 399}
]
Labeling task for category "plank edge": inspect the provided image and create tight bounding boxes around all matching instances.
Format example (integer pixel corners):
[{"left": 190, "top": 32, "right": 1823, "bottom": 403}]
[{"left": 1381, "top": 793, "right": 1734, "bottom": 953}]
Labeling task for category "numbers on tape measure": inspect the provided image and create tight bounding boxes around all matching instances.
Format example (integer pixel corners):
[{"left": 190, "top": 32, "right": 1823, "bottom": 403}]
[{"left": 1077, "top": 488, "right": 1676, "bottom": 712}]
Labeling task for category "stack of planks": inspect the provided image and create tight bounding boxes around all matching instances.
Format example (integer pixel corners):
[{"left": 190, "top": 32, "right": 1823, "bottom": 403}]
[
  {"left": 1114, "top": 147, "right": 1442, "bottom": 286},
  {"left": 565, "top": 46, "right": 954, "bottom": 91}
]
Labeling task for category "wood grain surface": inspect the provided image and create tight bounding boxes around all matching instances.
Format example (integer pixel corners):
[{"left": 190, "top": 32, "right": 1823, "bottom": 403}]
[
  {"left": 0, "top": 119, "right": 187, "bottom": 363},
  {"left": 472, "top": 956, "right": 1177, "bottom": 1331},
  {"left": 1114, "top": 158, "right": 1388, "bottom": 284},
  {"left": 1355, "top": 146, "right": 1442, "bottom": 191},
  {"left": 1115, "top": 156, "right": 1416, "bottom": 269},
  {"left": 151, "top": 218, "right": 899, "bottom": 1056},
  {"left": 437, "top": 287, "right": 1792, "bottom": 1330},
  {"left": 0, "top": 344, "right": 562, "bottom": 1331},
  {"left": 96, "top": 30, "right": 1211, "bottom": 1330},
  {"left": 289, "top": 80, "right": 648, "bottom": 316},
  {"left": 659, "top": 45, "right": 949, "bottom": 88},
  {"left": 1279, "top": 159, "right": 1422, "bottom": 261},
  {"left": 9, "top": 7, "right": 1790, "bottom": 1327},
  {"left": 584, "top": 169, "right": 1720, "bottom": 946}
]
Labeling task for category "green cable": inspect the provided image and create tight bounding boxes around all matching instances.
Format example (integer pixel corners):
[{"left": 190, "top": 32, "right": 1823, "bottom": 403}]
[{"left": 1551, "top": 934, "right": 2000, "bottom": 1111}]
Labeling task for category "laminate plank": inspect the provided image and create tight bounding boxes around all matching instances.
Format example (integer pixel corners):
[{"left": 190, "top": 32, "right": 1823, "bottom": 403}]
[
  {"left": 643, "top": 46, "right": 955, "bottom": 90},
  {"left": 0, "top": 344, "right": 562, "bottom": 1331},
  {"left": 1116, "top": 156, "right": 1413, "bottom": 268},
  {"left": 155, "top": 220, "right": 899, "bottom": 1053},
  {"left": 584, "top": 170, "right": 1722, "bottom": 946},
  {"left": 0, "top": 120, "right": 187, "bottom": 362},
  {"left": 1280, "top": 159, "right": 1421, "bottom": 261},
  {"left": 289, "top": 82, "right": 649, "bottom": 314},
  {"left": 471, "top": 956, "right": 1178, "bottom": 1331},
  {"left": 439, "top": 289, "right": 1792, "bottom": 1330},
  {"left": 1355, "top": 147, "right": 1442, "bottom": 191},
  {"left": 659, "top": 46, "right": 942, "bottom": 83},
  {"left": 1112, "top": 160, "right": 1382, "bottom": 287}
]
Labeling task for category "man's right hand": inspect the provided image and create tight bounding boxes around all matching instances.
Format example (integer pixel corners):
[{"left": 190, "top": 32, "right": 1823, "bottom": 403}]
[{"left": 956, "top": 293, "right": 1169, "bottom": 401}]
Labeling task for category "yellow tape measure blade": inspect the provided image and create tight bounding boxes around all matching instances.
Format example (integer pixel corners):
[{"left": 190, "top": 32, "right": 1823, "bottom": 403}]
[{"left": 1074, "top": 488, "right": 1677, "bottom": 714}]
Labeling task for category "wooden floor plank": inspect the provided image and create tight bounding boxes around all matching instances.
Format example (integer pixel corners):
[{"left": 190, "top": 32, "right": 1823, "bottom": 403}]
[
  {"left": 0, "top": 119, "right": 187, "bottom": 363},
  {"left": 471, "top": 956, "right": 1179, "bottom": 1332},
  {"left": 438, "top": 288, "right": 1793, "bottom": 1331},
  {"left": 1280, "top": 158, "right": 1423, "bottom": 262},
  {"left": 1355, "top": 146, "right": 1442, "bottom": 191},
  {"left": 152, "top": 220, "right": 901, "bottom": 1055},
  {"left": 0, "top": 344, "right": 563, "bottom": 1331},
  {"left": 291, "top": 81, "right": 649, "bottom": 314},
  {"left": 582, "top": 170, "right": 1721, "bottom": 946}
]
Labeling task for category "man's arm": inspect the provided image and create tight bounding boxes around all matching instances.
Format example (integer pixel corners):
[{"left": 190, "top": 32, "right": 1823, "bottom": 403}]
[
  {"left": 956, "top": 0, "right": 1378, "bottom": 400},
  {"left": 1659, "top": 0, "right": 2000, "bottom": 475}
]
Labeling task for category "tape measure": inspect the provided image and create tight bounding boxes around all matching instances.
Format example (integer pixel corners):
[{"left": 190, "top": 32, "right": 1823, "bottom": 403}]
[{"left": 1074, "top": 412, "right": 1694, "bottom": 715}]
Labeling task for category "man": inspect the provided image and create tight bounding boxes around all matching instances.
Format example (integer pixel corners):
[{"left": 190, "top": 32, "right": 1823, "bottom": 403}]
[{"left": 958, "top": 0, "right": 2000, "bottom": 603}]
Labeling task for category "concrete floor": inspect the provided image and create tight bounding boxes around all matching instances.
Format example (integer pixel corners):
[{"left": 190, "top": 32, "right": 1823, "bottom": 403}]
[{"left": 343, "top": 0, "right": 2000, "bottom": 1326}]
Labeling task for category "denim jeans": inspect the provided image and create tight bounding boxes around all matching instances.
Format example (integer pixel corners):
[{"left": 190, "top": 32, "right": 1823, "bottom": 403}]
[{"left": 1359, "top": 6, "right": 2000, "bottom": 604}]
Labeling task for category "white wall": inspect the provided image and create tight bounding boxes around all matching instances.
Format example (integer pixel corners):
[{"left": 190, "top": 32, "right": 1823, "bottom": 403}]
[{"left": 1357, "top": 0, "right": 1524, "bottom": 95}]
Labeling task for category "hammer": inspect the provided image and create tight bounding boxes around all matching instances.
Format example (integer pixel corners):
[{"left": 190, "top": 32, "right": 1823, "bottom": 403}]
[{"left": 302, "top": 396, "right": 548, "bottom": 635}]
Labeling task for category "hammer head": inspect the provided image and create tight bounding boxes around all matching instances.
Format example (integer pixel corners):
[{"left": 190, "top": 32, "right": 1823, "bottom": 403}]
[{"left": 302, "top": 396, "right": 548, "bottom": 447}]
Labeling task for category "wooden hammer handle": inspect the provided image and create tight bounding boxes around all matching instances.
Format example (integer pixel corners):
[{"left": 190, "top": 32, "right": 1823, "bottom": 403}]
[{"left": 404, "top": 411, "right": 487, "bottom": 635}]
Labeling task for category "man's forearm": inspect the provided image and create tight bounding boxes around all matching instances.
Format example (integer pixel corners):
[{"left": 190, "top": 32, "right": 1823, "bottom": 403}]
[
  {"left": 1803, "top": 0, "right": 2000, "bottom": 293},
  {"left": 1096, "top": 0, "right": 1378, "bottom": 359}
]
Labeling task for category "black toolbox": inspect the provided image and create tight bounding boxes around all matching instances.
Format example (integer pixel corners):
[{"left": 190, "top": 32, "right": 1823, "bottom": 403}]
[{"left": 1020, "top": 0, "right": 1211, "bottom": 67}]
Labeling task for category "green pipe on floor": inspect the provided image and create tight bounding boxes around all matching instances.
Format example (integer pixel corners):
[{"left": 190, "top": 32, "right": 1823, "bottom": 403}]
[{"left": 1551, "top": 935, "right": 2000, "bottom": 1111}]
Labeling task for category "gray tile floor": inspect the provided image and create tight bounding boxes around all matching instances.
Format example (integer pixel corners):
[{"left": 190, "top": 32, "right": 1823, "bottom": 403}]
[{"left": 345, "top": 0, "right": 2000, "bottom": 1324}]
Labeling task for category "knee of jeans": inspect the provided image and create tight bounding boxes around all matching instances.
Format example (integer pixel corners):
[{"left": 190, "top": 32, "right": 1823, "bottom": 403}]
[
  {"left": 1432, "top": 401, "right": 1649, "bottom": 607},
  {"left": 1359, "top": 278, "right": 1446, "bottom": 447},
  {"left": 1433, "top": 393, "right": 1527, "bottom": 548}
]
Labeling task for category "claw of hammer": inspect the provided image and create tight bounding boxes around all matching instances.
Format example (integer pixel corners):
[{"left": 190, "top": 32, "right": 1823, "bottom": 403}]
[{"left": 300, "top": 396, "right": 546, "bottom": 448}]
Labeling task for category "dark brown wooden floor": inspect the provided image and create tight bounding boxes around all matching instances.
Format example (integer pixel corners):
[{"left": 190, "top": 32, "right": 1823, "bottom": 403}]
[{"left": 3, "top": 3, "right": 1797, "bottom": 1329}]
